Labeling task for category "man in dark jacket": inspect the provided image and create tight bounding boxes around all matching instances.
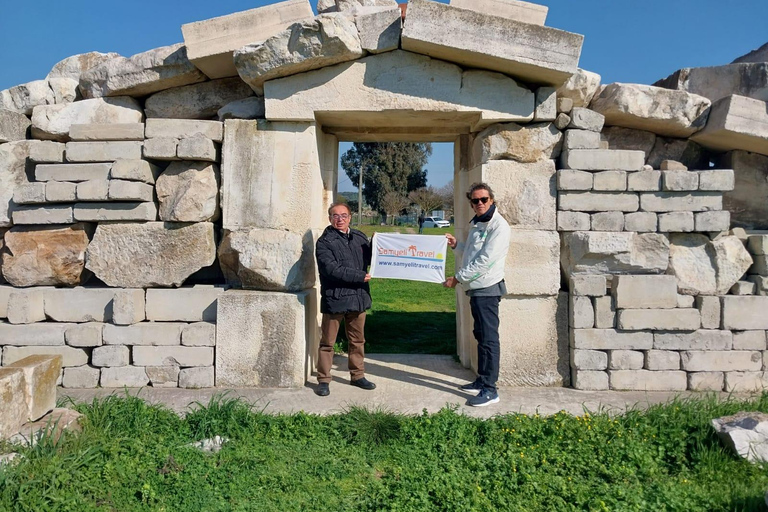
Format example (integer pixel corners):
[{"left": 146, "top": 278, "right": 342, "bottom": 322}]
[{"left": 315, "top": 202, "right": 376, "bottom": 396}]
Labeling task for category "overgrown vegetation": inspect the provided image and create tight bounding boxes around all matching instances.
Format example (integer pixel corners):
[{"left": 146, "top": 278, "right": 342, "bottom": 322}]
[{"left": 2, "top": 393, "right": 768, "bottom": 511}]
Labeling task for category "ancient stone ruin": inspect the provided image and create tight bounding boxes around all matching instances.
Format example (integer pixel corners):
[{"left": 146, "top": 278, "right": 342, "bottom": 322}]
[{"left": 0, "top": 0, "right": 767, "bottom": 395}]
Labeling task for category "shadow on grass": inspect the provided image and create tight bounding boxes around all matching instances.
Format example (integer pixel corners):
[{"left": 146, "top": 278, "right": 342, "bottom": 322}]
[{"left": 336, "top": 311, "right": 456, "bottom": 355}]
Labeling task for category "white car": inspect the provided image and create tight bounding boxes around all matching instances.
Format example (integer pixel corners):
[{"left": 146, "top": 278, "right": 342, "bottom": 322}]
[{"left": 422, "top": 217, "right": 451, "bottom": 228}]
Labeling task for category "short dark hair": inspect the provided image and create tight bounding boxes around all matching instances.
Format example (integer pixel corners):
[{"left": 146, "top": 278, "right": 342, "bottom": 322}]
[
  {"left": 466, "top": 182, "right": 495, "bottom": 201},
  {"left": 328, "top": 202, "right": 352, "bottom": 216}
]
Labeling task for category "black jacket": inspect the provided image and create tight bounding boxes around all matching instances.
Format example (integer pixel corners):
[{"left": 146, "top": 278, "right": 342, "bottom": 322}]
[{"left": 316, "top": 226, "right": 372, "bottom": 314}]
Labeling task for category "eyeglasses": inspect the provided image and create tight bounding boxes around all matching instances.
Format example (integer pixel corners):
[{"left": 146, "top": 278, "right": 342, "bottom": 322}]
[
  {"left": 331, "top": 214, "right": 350, "bottom": 220},
  {"left": 470, "top": 197, "right": 490, "bottom": 205}
]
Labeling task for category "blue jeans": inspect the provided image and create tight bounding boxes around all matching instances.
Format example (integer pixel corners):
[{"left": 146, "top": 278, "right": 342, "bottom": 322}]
[{"left": 469, "top": 296, "right": 501, "bottom": 393}]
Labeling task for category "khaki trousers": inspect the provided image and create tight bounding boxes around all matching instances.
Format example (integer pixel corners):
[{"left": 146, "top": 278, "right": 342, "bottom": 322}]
[{"left": 317, "top": 312, "right": 366, "bottom": 383}]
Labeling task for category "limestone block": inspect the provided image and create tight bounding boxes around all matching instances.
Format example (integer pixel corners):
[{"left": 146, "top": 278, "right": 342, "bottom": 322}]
[
  {"left": 627, "top": 171, "right": 661, "bottom": 192},
  {"left": 590, "top": 83, "right": 711, "bottom": 138},
  {"left": 0, "top": 323, "right": 69, "bottom": 346},
  {"left": 62, "top": 366, "right": 100, "bottom": 388},
  {"left": 713, "top": 236, "right": 754, "bottom": 295},
  {"left": 561, "top": 231, "right": 669, "bottom": 277},
  {"left": 499, "top": 230, "right": 559, "bottom": 296},
  {"left": 570, "top": 295, "right": 594, "bottom": 329},
  {"left": 592, "top": 171, "right": 627, "bottom": 192},
  {"left": 219, "top": 228, "right": 315, "bottom": 292},
  {"left": 216, "top": 290, "right": 307, "bottom": 387},
  {"left": 662, "top": 170, "right": 699, "bottom": 191},
  {"left": 658, "top": 212, "right": 694, "bottom": 233},
  {"left": 557, "top": 98, "right": 573, "bottom": 114},
  {"left": 724, "top": 372, "right": 768, "bottom": 392},
  {"left": 222, "top": 120, "right": 325, "bottom": 232},
  {"left": 85, "top": 222, "right": 215, "bottom": 288},
  {"left": 609, "top": 370, "right": 687, "bottom": 391},
  {"left": 749, "top": 235, "right": 768, "bottom": 255},
  {"left": 534, "top": 87, "right": 557, "bottom": 122},
  {"left": 112, "top": 290, "right": 146, "bottom": 326},
  {"left": 264, "top": 50, "right": 535, "bottom": 132},
  {"left": 36, "top": 162, "right": 111, "bottom": 182},
  {"left": 698, "top": 170, "right": 735, "bottom": 191},
  {"left": 0, "top": 109, "right": 31, "bottom": 143},
  {"left": 681, "top": 291, "right": 699, "bottom": 306},
  {"left": 718, "top": 151, "right": 768, "bottom": 230},
  {"left": 92, "top": 346, "right": 129, "bottom": 367},
  {"left": 181, "top": 0, "right": 314, "bottom": 79},
  {"left": 176, "top": 135, "right": 218, "bottom": 162},
  {"left": 667, "top": 234, "right": 717, "bottom": 295},
  {"left": 645, "top": 350, "right": 680, "bottom": 371},
  {"left": 570, "top": 275, "right": 606, "bottom": 297},
  {"left": 65, "top": 323, "right": 104, "bottom": 347},
  {"left": 73, "top": 202, "right": 158, "bottom": 222},
  {"left": 654, "top": 330, "right": 732, "bottom": 352},
  {"left": 473, "top": 122, "right": 562, "bottom": 164},
  {"left": 1, "top": 141, "right": 35, "bottom": 227},
  {"left": 182, "top": 322, "right": 216, "bottom": 347},
  {"left": 646, "top": 137, "right": 709, "bottom": 171},
  {"left": 143, "top": 137, "right": 179, "bottom": 161},
  {"left": 591, "top": 212, "right": 624, "bottom": 232},
  {"left": 749, "top": 275, "right": 768, "bottom": 296},
  {"left": 568, "top": 108, "right": 605, "bottom": 132},
  {"left": 655, "top": 62, "right": 768, "bottom": 104},
  {"left": 13, "top": 183, "right": 47, "bottom": 205},
  {"left": 571, "top": 329, "right": 652, "bottom": 350},
  {"left": 557, "top": 68, "right": 601, "bottom": 108},
  {"left": 613, "top": 275, "right": 677, "bottom": 309},
  {"left": 624, "top": 212, "right": 657, "bottom": 232},
  {"left": 0, "top": 80, "right": 55, "bottom": 115},
  {"left": 47, "top": 77, "right": 79, "bottom": 106},
  {"left": 76, "top": 180, "right": 109, "bottom": 201},
  {"left": 6, "top": 289, "right": 45, "bottom": 325},
  {"left": 336, "top": 0, "right": 399, "bottom": 12},
  {"left": 0, "top": 285, "right": 10, "bottom": 318},
  {"left": 144, "top": 78, "right": 253, "bottom": 120},
  {"left": 179, "top": 366, "right": 214, "bottom": 388},
  {"left": 110, "top": 160, "right": 162, "bottom": 184},
  {"left": 554, "top": 113, "right": 570, "bottom": 130},
  {"left": 11, "top": 206, "right": 74, "bottom": 225},
  {"left": 234, "top": 14, "right": 364, "bottom": 92},
  {"left": 558, "top": 192, "right": 638, "bottom": 212},
  {"left": 731, "top": 281, "right": 756, "bottom": 295},
  {"left": 557, "top": 170, "right": 592, "bottom": 191},
  {"left": 100, "top": 367, "right": 149, "bottom": 387},
  {"left": 108, "top": 180, "right": 154, "bottom": 202},
  {"left": 1, "top": 224, "right": 91, "bottom": 287},
  {"left": 733, "top": 331, "right": 766, "bottom": 351},
  {"left": 30, "top": 97, "right": 143, "bottom": 142},
  {"left": 571, "top": 349, "right": 607, "bottom": 371},
  {"left": 696, "top": 296, "right": 721, "bottom": 330},
  {"left": 218, "top": 97, "right": 266, "bottom": 121},
  {"left": 144, "top": 365, "right": 179, "bottom": 388},
  {"left": 600, "top": 126, "right": 656, "bottom": 159},
  {"left": 47, "top": 52, "right": 121, "bottom": 82},
  {"left": 557, "top": 211, "right": 590, "bottom": 231},
  {"left": 103, "top": 323, "right": 184, "bottom": 346},
  {"left": 617, "top": 308, "right": 700, "bottom": 331},
  {"left": 695, "top": 211, "right": 730, "bottom": 232},
  {"left": 45, "top": 182, "right": 77, "bottom": 203},
  {"left": 608, "top": 350, "right": 643, "bottom": 370},
  {"left": 69, "top": 123, "right": 145, "bottom": 141},
  {"left": 0, "top": 368, "right": 28, "bottom": 439},
  {"left": 42, "top": 288, "right": 113, "bottom": 323},
  {"left": 353, "top": 6, "right": 401, "bottom": 54},
  {"left": 133, "top": 346, "right": 213, "bottom": 368},
  {"left": 640, "top": 192, "right": 722, "bottom": 212},
  {"left": 733, "top": 43, "right": 768, "bottom": 65},
  {"left": 688, "top": 372, "right": 724, "bottom": 391},
  {"left": 145, "top": 119, "right": 224, "bottom": 142},
  {"left": 156, "top": 161, "right": 219, "bottom": 222},
  {"left": 692, "top": 95, "right": 768, "bottom": 156},
  {"left": 571, "top": 369, "right": 608, "bottom": 391},
  {"left": 752, "top": 256, "right": 768, "bottom": 276},
  {"left": 400, "top": 0, "right": 582, "bottom": 86},
  {"left": 722, "top": 296, "right": 768, "bottom": 330},
  {"left": 564, "top": 129, "right": 600, "bottom": 151},
  {"left": 145, "top": 287, "right": 224, "bottom": 322},
  {"left": 496, "top": 294, "right": 569, "bottom": 386},
  {"left": 682, "top": 350, "right": 762, "bottom": 372},
  {"left": 65, "top": 141, "right": 143, "bottom": 162},
  {"left": 449, "top": 0, "right": 547, "bottom": 24},
  {"left": 79, "top": 43, "right": 206, "bottom": 99},
  {"left": 2, "top": 346, "right": 87, "bottom": 367},
  {"left": 560, "top": 149, "right": 645, "bottom": 171}
]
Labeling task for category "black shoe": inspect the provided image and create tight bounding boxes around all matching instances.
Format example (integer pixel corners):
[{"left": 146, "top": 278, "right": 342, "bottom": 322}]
[
  {"left": 467, "top": 389, "right": 500, "bottom": 407},
  {"left": 459, "top": 379, "right": 483, "bottom": 393},
  {"left": 350, "top": 377, "right": 376, "bottom": 390},
  {"left": 316, "top": 383, "right": 330, "bottom": 396}
]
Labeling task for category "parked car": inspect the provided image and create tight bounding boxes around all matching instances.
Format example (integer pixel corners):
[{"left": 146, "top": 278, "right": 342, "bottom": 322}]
[{"left": 422, "top": 217, "right": 451, "bottom": 228}]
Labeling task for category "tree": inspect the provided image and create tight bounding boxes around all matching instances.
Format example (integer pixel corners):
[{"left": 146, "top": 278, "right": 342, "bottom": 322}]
[
  {"left": 380, "top": 191, "right": 410, "bottom": 225},
  {"left": 341, "top": 142, "right": 432, "bottom": 216},
  {"left": 437, "top": 180, "right": 455, "bottom": 217},
  {"left": 408, "top": 186, "right": 445, "bottom": 216}
]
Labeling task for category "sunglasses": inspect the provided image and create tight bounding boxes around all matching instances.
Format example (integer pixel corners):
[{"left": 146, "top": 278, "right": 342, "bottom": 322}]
[{"left": 470, "top": 197, "right": 490, "bottom": 205}]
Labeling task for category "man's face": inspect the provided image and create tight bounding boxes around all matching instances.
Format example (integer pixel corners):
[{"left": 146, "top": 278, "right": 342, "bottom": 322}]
[
  {"left": 329, "top": 205, "right": 351, "bottom": 231},
  {"left": 470, "top": 189, "right": 493, "bottom": 217}
]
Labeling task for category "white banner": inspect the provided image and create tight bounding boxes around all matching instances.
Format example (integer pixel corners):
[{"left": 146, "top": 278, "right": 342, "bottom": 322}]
[{"left": 370, "top": 233, "right": 448, "bottom": 284}]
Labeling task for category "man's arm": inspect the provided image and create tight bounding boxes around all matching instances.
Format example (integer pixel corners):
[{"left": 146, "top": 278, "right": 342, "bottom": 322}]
[
  {"left": 316, "top": 240, "right": 368, "bottom": 284},
  {"left": 454, "top": 223, "right": 511, "bottom": 285}
]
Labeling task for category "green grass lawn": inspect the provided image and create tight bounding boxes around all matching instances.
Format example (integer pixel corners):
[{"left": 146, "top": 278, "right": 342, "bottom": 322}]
[
  {"left": 3, "top": 393, "right": 768, "bottom": 511},
  {"left": 346, "top": 225, "right": 457, "bottom": 355}
]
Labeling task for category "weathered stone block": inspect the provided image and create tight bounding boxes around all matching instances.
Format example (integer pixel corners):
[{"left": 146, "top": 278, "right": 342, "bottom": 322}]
[
  {"left": 31, "top": 97, "right": 143, "bottom": 142},
  {"left": 609, "top": 370, "right": 687, "bottom": 391},
  {"left": 692, "top": 95, "right": 768, "bottom": 157},
  {"left": 662, "top": 170, "right": 699, "bottom": 191},
  {"left": 216, "top": 290, "right": 308, "bottom": 387},
  {"left": 110, "top": 160, "right": 162, "bottom": 184},
  {"left": 179, "top": 366, "right": 214, "bottom": 388},
  {"left": 592, "top": 171, "right": 627, "bottom": 192},
  {"left": 567, "top": 108, "right": 605, "bottom": 132},
  {"left": 133, "top": 346, "right": 213, "bottom": 367},
  {"left": 0, "top": 80, "right": 55, "bottom": 115},
  {"left": 182, "top": 323, "right": 216, "bottom": 347},
  {"left": 608, "top": 350, "right": 643, "bottom": 370},
  {"left": 156, "top": 161, "right": 219, "bottom": 222},
  {"left": 627, "top": 171, "right": 661, "bottom": 192},
  {"left": 698, "top": 170, "right": 734, "bottom": 191},
  {"left": 733, "top": 331, "right": 766, "bottom": 351},
  {"left": 731, "top": 280, "right": 756, "bottom": 295},
  {"left": 42, "top": 288, "right": 113, "bottom": 323},
  {"left": 499, "top": 230, "right": 560, "bottom": 296},
  {"left": 143, "top": 137, "right": 179, "bottom": 160},
  {"left": 27, "top": 141, "right": 65, "bottom": 163},
  {"left": 613, "top": 275, "right": 678, "bottom": 309},
  {"left": 0, "top": 368, "right": 28, "bottom": 439},
  {"left": 722, "top": 296, "right": 768, "bottom": 330},
  {"left": 106, "top": 180, "right": 153, "bottom": 202},
  {"left": 624, "top": 212, "right": 657, "bottom": 232},
  {"left": 554, "top": 113, "right": 570, "bottom": 130},
  {"left": 145, "top": 365, "right": 180, "bottom": 388},
  {"left": 61, "top": 366, "right": 100, "bottom": 388},
  {"left": 92, "top": 346, "right": 129, "bottom": 367},
  {"left": 658, "top": 212, "right": 694, "bottom": 232},
  {"left": 564, "top": 129, "right": 601, "bottom": 150},
  {"left": 654, "top": 330, "right": 734, "bottom": 352},
  {"left": 695, "top": 211, "right": 730, "bottom": 232},
  {"left": 559, "top": 192, "right": 639, "bottom": 212},
  {"left": 103, "top": 323, "right": 184, "bottom": 346},
  {"left": 557, "top": 97, "right": 574, "bottom": 114},
  {"left": 557, "top": 211, "right": 590, "bottom": 231},
  {"left": 713, "top": 236, "right": 754, "bottom": 295},
  {"left": 724, "top": 372, "right": 768, "bottom": 392},
  {"left": 65, "top": 323, "right": 104, "bottom": 348},
  {"left": 144, "top": 78, "right": 253, "bottom": 120},
  {"left": 217, "top": 97, "right": 266, "bottom": 121},
  {"left": 2, "top": 346, "right": 87, "bottom": 367},
  {"left": 676, "top": 294, "right": 694, "bottom": 308},
  {"left": 681, "top": 351, "right": 762, "bottom": 372},
  {"left": 11, "top": 206, "right": 75, "bottom": 225},
  {"left": 718, "top": 151, "right": 768, "bottom": 230},
  {"left": 656, "top": 62, "right": 768, "bottom": 103},
  {"left": 640, "top": 192, "right": 722, "bottom": 212},
  {"left": 13, "top": 183, "right": 47, "bottom": 205},
  {"left": 0, "top": 323, "right": 69, "bottom": 346},
  {"left": 749, "top": 235, "right": 768, "bottom": 255},
  {"left": 100, "top": 367, "right": 149, "bottom": 387},
  {"left": 571, "top": 329, "right": 652, "bottom": 350},
  {"left": 557, "top": 68, "right": 601, "bottom": 108},
  {"left": 570, "top": 275, "right": 606, "bottom": 297},
  {"left": 145, "top": 119, "right": 223, "bottom": 142},
  {"left": 473, "top": 123, "right": 562, "bottom": 164},
  {"left": 557, "top": 170, "right": 592, "bottom": 191},
  {"left": 591, "top": 212, "right": 624, "bottom": 232},
  {"left": 645, "top": 350, "right": 680, "bottom": 371},
  {"left": 176, "top": 135, "right": 217, "bottom": 162},
  {"left": 560, "top": 149, "right": 645, "bottom": 171},
  {"left": 593, "top": 296, "right": 615, "bottom": 329},
  {"left": 0, "top": 109, "right": 31, "bottom": 143},
  {"left": 688, "top": 372, "right": 724, "bottom": 391},
  {"left": 145, "top": 287, "right": 224, "bottom": 322},
  {"left": 571, "top": 349, "right": 607, "bottom": 370},
  {"left": 617, "top": 308, "right": 700, "bottom": 331},
  {"left": 748, "top": 275, "right": 768, "bottom": 296},
  {"left": 572, "top": 369, "right": 608, "bottom": 390},
  {"left": 570, "top": 295, "right": 594, "bottom": 329},
  {"left": 534, "top": 87, "right": 557, "bottom": 122},
  {"left": 64, "top": 141, "right": 143, "bottom": 162},
  {"left": 600, "top": 126, "right": 657, "bottom": 158},
  {"left": 695, "top": 296, "right": 721, "bottom": 330},
  {"left": 74, "top": 202, "right": 158, "bottom": 222},
  {"left": 69, "top": 123, "right": 145, "bottom": 141},
  {"left": 647, "top": 137, "right": 710, "bottom": 171},
  {"left": 45, "top": 182, "right": 77, "bottom": 203},
  {"left": 112, "top": 289, "right": 146, "bottom": 325},
  {"left": 449, "top": 0, "right": 548, "bottom": 24},
  {"left": 76, "top": 180, "right": 109, "bottom": 201},
  {"left": 561, "top": 231, "right": 669, "bottom": 277},
  {"left": 6, "top": 289, "right": 46, "bottom": 325},
  {"left": 353, "top": 5, "right": 402, "bottom": 54},
  {"left": 36, "top": 162, "right": 111, "bottom": 182},
  {"left": 7, "top": 355, "right": 62, "bottom": 421}
]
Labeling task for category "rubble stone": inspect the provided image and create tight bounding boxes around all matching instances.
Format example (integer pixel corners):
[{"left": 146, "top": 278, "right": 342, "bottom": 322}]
[
  {"left": 6, "top": 355, "right": 61, "bottom": 421},
  {"left": 0, "top": 80, "right": 55, "bottom": 115},
  {"left": 556, "top": 68, "right": 601, "bottom": 108},
  {"left": 156, "top": 161, "right": 219, "bottom": 222},
  {"left": 561, "top": 231, "right": 669, "bottom": 277},
  {"left": 353, "top": 5, "right": 402, "bottom": 54},
  {"left": 144, "top": 78, "right": 253, "bottom": 119},
  {"left": 0, "top": 109, "right": 31, "bottom": 143},
  {"left": 696, "top": 295, "right": 721, "bottom": 330},
  {"left": 473, "top": 122, "right": 562, "bottom": 164},
  {"left": 569, "top": 295, "right": 594, "bottom": 329},
  {"left": 47, "top": 52, "right": 122, "bottom": 81},
  {"left": 145, "top": 119, "right": 224, "bottom": 142},
  {"left": 31, "top": 97, "right": 143, "bottom": 142}
]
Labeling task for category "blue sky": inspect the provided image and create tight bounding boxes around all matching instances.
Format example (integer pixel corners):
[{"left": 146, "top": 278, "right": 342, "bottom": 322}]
[{"left": 1, "top": 0, "right": 766, "bottom": 191}]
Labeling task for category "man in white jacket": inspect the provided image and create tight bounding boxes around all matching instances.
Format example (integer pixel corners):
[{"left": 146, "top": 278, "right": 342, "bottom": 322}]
[{"left": 444, "top": 182, "right": 511, "bottom": 407}]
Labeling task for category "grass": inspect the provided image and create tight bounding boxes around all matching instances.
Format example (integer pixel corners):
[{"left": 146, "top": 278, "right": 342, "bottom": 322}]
[
  {"left": 3, "top": 393, "right": 768, "bottom": 511},
  {"left": 338, "top": 225, "right": 457, "bottom": 355}
]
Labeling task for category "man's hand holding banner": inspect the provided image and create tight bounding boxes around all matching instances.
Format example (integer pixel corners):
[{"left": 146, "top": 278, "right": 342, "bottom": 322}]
[{"left": 370, "top": 233, "right": 448, "bottom": 284}]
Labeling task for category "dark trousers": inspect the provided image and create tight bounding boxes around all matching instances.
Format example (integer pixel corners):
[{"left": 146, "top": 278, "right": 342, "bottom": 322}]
[
  {"left": 317, "top": 312, "right": 366, "bottom": 384},
  {"left": 469, "top": 296, "right": 501, "bottom": 393}
]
